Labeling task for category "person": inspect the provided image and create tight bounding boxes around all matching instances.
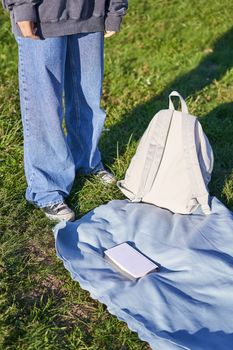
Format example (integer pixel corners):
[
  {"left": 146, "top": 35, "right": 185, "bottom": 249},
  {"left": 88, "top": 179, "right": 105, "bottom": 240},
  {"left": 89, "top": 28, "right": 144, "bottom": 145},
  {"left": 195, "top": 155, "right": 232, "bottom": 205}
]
[{"left": 2, "top": 0, "right": 128, "bottom": 222}]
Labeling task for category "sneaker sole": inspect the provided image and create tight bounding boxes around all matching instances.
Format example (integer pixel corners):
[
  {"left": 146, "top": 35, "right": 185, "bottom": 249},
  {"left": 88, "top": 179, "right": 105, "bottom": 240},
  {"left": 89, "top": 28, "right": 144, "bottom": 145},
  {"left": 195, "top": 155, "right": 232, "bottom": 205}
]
[
  {"left": 44, "top": 212, "right": 76, "bottom": 222},
  {"left": 97, "top": 176, "right": 116, "bottom": 185}
]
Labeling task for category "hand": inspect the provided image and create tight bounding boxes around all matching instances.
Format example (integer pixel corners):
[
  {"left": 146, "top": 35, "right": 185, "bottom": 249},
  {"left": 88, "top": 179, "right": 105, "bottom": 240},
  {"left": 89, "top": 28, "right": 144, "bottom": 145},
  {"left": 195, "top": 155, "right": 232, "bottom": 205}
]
[
  {"left": 104, "top": 31, "right": 116, "bottom": 38},
  {"left": 17, "top": 21, "right": 40, "bottom": 40}
]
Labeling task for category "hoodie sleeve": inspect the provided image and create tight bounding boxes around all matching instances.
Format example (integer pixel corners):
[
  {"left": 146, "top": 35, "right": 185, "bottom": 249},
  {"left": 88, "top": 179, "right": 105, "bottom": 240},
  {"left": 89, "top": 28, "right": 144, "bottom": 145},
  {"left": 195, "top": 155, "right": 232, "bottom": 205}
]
[
  {"left": 105, "top": 0, "right": 128, "bottom": 32},
  {"left": 2, "top": 0, "right": 40, "bottom": 22}
]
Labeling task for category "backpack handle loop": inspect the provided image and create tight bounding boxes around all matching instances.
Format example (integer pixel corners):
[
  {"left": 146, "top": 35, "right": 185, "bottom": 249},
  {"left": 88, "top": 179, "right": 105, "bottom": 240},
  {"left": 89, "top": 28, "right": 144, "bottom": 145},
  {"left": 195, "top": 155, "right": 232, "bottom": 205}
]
[{"left": 169, "top": 91, "right": 189, "bottom": 114}]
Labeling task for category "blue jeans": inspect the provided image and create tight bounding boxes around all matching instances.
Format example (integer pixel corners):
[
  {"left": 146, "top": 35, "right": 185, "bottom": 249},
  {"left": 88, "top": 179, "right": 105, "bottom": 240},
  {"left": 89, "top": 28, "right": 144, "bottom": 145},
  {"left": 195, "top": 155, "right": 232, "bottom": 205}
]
[{"left": 16, "top": 32, "right": 106, "bottom": 208}]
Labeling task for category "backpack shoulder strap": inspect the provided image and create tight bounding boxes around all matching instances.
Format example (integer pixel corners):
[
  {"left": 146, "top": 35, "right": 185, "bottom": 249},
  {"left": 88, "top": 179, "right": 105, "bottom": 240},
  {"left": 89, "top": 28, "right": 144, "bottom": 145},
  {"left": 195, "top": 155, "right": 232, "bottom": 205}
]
[
  {"left": 134, "top": 108, "right": 174, "bottom": 201},
  {"left": 137, "top": 91, "right": 187, "bottom": 200},
  {"left": 183, "top": 115, "right": 211, "bottom": 215},
  {"left": 169, "top": 91, "right": 211, "bottom": 214}
]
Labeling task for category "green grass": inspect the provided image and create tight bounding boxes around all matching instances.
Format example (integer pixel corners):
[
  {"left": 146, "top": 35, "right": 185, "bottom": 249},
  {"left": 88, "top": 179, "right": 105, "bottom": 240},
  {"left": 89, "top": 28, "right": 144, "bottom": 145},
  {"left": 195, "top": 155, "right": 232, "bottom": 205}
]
[{"left": 1, "top": 0, "right": 233, "bottom": 349}]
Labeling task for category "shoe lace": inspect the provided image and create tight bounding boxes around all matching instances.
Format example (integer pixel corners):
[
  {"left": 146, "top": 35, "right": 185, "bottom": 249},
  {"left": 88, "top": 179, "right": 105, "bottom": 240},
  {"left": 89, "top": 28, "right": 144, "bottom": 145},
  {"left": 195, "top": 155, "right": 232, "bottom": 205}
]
[{"left": 50, "top": 202, "right": 67, "bottom": 212}]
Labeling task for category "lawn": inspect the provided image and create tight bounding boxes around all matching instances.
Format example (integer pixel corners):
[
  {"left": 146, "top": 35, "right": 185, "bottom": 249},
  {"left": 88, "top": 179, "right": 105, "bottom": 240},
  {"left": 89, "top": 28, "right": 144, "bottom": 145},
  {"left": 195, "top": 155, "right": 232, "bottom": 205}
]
[{"left": 0, "top": 0, "right": 233, "bottom": 349}]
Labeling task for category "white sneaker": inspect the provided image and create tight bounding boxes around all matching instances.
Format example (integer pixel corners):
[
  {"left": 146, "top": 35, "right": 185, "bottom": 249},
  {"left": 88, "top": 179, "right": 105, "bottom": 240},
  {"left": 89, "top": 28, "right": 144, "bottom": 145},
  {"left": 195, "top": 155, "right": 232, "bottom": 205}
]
[
  {"left": 42, "top": 202, "right": 75, "bottom": 222},
  {"left": 94, "top": 169, "right": 116, "bottom": 185}
]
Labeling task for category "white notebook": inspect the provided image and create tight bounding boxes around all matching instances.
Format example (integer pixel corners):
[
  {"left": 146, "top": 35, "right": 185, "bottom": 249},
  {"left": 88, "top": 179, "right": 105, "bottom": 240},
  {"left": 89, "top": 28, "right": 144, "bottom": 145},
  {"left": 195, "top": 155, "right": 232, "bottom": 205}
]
[{"left": 104, "top": 242, "right": 159, "bottom": 279}]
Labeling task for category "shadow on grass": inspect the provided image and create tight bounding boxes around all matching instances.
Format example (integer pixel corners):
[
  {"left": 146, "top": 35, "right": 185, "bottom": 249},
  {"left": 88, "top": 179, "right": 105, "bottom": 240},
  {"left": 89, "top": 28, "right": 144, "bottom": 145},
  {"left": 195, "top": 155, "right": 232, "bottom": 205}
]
[
  {"left": 99, "top": 27, "right": 233, "bottom": 206},
  {"left": 1, "top": 238, "right": 97, "bottom": 349},
  {"left": 202, "top": 102, "right": 233, "bottom": 207}
]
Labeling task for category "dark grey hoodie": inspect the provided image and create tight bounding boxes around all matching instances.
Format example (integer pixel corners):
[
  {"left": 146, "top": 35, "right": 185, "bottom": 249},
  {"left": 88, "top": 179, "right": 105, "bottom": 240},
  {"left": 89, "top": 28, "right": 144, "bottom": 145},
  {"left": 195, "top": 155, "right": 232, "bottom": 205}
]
[{"left": 2, "top": 0, "right": 128, "bottom": 38}]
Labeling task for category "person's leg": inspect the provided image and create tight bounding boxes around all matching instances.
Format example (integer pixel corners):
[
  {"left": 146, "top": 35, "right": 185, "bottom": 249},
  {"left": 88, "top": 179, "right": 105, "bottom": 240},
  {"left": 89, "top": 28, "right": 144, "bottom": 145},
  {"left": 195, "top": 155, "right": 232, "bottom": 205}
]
[
  {"left": 16, "top": 36, "right": 75, "bottom": 208},
  {"left": 64, "top": 32, "right": 106, "bottom": 174}
]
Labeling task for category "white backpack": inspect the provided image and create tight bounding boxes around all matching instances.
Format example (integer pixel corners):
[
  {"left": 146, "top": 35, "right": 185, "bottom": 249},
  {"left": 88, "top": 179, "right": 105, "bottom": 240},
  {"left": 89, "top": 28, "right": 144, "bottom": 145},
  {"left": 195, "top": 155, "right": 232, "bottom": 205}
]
[{"left": 117, "top": 91, "right": 214, "bottom": 215}]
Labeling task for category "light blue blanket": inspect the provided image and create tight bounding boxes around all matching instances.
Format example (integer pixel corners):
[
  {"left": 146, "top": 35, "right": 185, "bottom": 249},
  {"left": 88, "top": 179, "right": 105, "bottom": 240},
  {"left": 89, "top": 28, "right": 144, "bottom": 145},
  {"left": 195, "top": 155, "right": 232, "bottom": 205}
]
[{"left": 53, "top": 197, "right": 233, "bottom": 350}]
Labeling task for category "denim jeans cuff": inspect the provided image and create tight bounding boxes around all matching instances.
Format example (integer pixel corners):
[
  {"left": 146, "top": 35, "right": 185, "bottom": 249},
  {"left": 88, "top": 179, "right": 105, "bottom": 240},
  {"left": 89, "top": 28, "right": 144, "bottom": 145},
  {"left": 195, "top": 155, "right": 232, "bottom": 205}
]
[{"left": 34, "top": 198, "right": 64, "bottom": 209}]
